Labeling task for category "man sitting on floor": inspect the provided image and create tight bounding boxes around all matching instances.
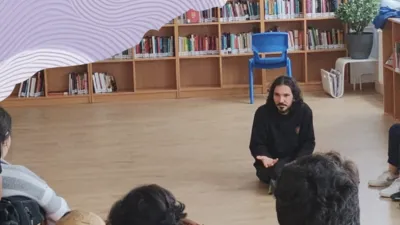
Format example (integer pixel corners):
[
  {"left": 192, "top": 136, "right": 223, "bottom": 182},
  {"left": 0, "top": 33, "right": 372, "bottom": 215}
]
[
  {"left": 274, "top": 151, "right": 360, "bottom": 225},
  {"left": 249, "top": 75, "right": 315, "bottom": 192}
]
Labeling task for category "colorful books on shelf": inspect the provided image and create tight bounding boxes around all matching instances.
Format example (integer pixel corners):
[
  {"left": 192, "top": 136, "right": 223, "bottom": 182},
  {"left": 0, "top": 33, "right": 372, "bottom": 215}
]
[
  {"left": 178, "top": 35, "right": 219, "bottom": 56},
  {"left": 134, "top": 36, "right": 174, "bottom": 59},
  {"left": 305, "top": 0, "right": 339, "bottom": 18},
  {"left": 266, "top": 27, "right": 304, "bottom": 51},
  {"left": 264, "top": 0, "right": 303, "bottom": 19},
  {"left": 219, "top": 1, "right": 260, "bottom": 22},
  {"left": 92, "top": 72, "right": 118, "bottom": 94},
  {"left": 288, "top": 30, "right": 304, "bottom": 50},
  {"left": 68, "top": 72, "right": 88, "bottom": 95},
  {"left": 18, "top": 71, "right": 44, "bottom": 98},
  {"left": 177, "top": 8, "right": 218, "bottom": 24},
  {"left": 306, "top": 27, "right": 344, "bottom": 50},
  {"left": 220, "top": 32, "right": 252, "bottom": 55}
]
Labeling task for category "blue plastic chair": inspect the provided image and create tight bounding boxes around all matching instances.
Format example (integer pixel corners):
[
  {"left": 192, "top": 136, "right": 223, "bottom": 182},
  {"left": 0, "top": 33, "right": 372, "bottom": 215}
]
[{"left": 248, "top": 32, "right": 292, "bottom": 104}]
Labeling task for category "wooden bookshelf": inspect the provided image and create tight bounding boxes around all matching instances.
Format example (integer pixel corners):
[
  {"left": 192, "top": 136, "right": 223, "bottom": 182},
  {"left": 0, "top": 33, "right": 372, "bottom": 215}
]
[
  {"left": 1, "top": 0, "right": 347, "bottom": 107},
  {"left": 382, "top": 18, "right": 400, "bottom": 121}
]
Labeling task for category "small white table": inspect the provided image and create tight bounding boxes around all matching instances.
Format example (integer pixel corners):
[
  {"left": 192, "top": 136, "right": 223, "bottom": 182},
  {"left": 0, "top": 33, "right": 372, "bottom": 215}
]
[{"left": 335, "top": 57, "right": 378, "bottom": 91}]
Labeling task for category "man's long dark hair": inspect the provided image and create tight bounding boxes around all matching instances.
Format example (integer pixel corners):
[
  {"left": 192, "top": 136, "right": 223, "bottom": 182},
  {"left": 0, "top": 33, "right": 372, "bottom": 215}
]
[{"left": 266, "top": 75, "right": 303, "bottom": 110}]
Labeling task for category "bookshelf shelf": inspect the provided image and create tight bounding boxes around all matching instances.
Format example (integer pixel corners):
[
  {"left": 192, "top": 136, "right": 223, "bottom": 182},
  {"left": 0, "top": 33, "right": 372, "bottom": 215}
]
[
  {"left": 307, "top": 51, "right": 345, "bottom": 82},
  {"left": 92, "top": 61, "right": 134, "bottom": 93},
  {"left": 180, "top": 57, "right": 221, "bottom": 88},
  {"left": 135, "top": 60, "right": 176, "bottom": 91},
  {"left": 1, "top": 0, "right": 349, "bottom": 107},
  {"left": 381, "top": 18, "right": 400, "bottom": 120}
]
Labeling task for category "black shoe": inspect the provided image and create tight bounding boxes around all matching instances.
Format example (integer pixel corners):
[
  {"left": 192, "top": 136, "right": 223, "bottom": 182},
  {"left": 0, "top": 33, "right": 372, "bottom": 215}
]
[
  {"left": 390, "top": 191, "right": 400, "bottom": 201},
  {"left": 268, "top": 179, "right": 276, "bottom": 195}
]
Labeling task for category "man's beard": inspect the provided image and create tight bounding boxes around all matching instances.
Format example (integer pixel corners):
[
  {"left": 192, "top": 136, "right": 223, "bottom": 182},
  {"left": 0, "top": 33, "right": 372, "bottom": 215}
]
[{"left": 276, "top": 104, "right": 290, "bottom": 114}]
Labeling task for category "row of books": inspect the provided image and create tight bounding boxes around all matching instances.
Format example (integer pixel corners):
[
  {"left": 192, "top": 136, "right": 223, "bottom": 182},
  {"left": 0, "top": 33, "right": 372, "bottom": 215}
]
[
  {"left": 306, "top": 28, "right": 344, "bottom": 50},
  {"left": 18, "top": 71, "right": 45, "bottom": 98},
  {"left": 92, "top": 72, "right": 118, "bottom": 94},
  {"left": 34, "top": 72, "right": 117, "bottom": 96},
  {"left": 134, "top": 36, "right": 174, "bottom": 58},
  {"left": 69, "top": 72, "right": 89, "bottom": 95},
  {"left": 173, "top": 0, "right": 341, "bottom": 24},
  {"left": 265, "top": 0, "right": 303, "bottom": 19},
  {"left": 178, "top": 35, "right": 219, "bottom": 56},
  {"left": 221, "top": 32, "right": 252, "bottom": 55},
  {"left": 113, "top": 29, "right": 342, "bottom": 59},
  {"left": 221, "top": 29, "right": 304, "bottom": 55},
  {"left": 305, "top": 0, "right": 341, "bottom": 17},
  {"left": 177, "top": 8, "right": 218, "bottom": 24},
  {"left": 220, "top": 1, "right": 260, "bottom": 22}
]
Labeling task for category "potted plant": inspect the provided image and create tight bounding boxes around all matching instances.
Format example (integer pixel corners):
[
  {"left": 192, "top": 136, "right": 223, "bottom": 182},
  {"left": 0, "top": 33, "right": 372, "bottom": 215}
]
[{"left": 335, "top": 0, "right": 380, "bottom": 59}]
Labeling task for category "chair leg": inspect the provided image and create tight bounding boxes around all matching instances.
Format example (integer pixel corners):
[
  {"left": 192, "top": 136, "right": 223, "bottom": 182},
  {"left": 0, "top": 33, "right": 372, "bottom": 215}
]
[
  {"left": 286, "top": 57, "right": 292, "bottom": 77},
  {"left": 248, "top": 61, "right": 254, "bottom": 104}
]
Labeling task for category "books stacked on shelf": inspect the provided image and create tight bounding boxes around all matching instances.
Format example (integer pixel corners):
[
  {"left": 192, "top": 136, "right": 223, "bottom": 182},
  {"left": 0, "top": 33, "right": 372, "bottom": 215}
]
[
  {"left": 17, "top": 71, "right": 44, "bottom": 98},
  {"left": 266, "top": 27, "right": 304, "bottom": 51},
  {"left": 109, "top": 48, "right": 133, "bottom": 60},
  {"left": 68, "top": 72, "right": 89, "bottom": 95},
  {"left": 305, "top": 0, "right": 339, "bottom": 18},
  {"left": 288, "top": 30, "right": 304, "bottom": 50},
  {"left": 177, "top": 8, "right": 218, "bottom": 24},
  {"left": 264, "top": 0, "right": 303, "bottom": 19},
  {"left": 220, "top": 0, "right": 260, "bottom": 22},
  {"left": 92, "top": 72, "right": 118, "bottom": 94},
  {"left": 178, "top": 35, "right": 219, "bottom": 56},
  {"left": 306, "top": 28, "right": 344, "bottom": 50},
  {"left": 220, "top": 32, "right": 253, "bottom": 55},
  {"left": 134, "top": 36, "right": 174, "bottom": 59}
]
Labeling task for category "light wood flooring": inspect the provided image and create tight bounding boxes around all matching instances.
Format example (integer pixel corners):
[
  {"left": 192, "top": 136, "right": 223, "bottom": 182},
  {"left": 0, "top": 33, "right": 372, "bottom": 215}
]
[{"left": 3, "top": 91, "right": 399, "bottom": 225}]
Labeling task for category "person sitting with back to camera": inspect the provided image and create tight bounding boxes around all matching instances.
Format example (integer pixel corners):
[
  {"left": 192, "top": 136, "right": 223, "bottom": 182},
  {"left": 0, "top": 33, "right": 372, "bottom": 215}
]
[
  {"left": 368, "top": 123, "right": 400, "bottom": 199},
  {"left": 0, "top": 107, "right": 70, "bottom": 225},
  {"left": 249, "top": 75, "right": 315, "bottom": 193},
  {"left": 274, "top": 151, "right": 360, "bottom": 225},
  {"left": 106, "top": 184, "right": 201, "bottom": 225}
]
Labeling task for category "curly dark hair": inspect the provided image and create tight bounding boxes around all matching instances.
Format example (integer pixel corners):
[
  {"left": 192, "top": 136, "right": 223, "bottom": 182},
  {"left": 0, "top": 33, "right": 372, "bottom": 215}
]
[
  {"left": 274, "top": 151, "right": 360, "bottom": 225},
  {"left": 106, "top": 184, "right": 187, "bottom": 225},
  {"left": 0, "top": 107, "right": 12, "bottom": 158},
  {"left": 266, "top": 75, "right": 303, "bottom": 109}
]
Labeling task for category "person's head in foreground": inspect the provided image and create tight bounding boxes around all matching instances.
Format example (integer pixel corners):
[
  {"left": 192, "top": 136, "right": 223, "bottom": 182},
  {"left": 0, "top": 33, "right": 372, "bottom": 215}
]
[
  {"left": 274, "top": 151, "right": 360, "bottom": 225},
  {"left": 106, "top": 184, "right": 192, "bottom": 225},
  {"left": 266, "top": 75, "right": 303, "bottom": 115},
  {"left": 0, "top": 106, "right": 12, "bottom": 159},
  {"left": 56, "top": 210, "right": 105, "bottom": 225}
]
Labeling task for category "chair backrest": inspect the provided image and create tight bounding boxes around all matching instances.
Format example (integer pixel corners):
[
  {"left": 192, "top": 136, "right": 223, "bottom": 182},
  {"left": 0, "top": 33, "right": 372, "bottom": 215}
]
[{"left": 252, "top": 32, "right": 289, "bottom": 53}]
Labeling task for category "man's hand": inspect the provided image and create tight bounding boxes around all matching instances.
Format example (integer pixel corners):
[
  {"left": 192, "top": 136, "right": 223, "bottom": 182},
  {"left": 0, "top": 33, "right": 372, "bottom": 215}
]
[
  {"left": 256, "top": 155, "right": 278, "bottom": 168},
  {"left": 181, "top": 218, "right": 202, "bottom": 225}
]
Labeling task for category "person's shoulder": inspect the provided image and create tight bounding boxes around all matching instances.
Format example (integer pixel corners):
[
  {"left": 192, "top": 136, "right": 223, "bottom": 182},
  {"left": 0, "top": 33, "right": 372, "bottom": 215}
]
[
  {"left": 254, "top": 103, "right": 269, "bottom": 116},
  {"left": 299, "top": 102, "right": 312, "bottom": 114}
]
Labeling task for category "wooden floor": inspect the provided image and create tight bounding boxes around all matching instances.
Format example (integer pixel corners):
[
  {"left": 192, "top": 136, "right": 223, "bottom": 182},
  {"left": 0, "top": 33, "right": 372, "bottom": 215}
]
[{"left": 3, "top": 91, "right": 399, "bottom": 225}]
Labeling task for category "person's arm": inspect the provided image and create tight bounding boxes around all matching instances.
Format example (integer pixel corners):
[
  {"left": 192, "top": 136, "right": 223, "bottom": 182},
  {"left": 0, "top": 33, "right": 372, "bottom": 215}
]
[
  {"left": 1, "top": 164, "right": 70, "bottom": 225},
  {"left": 296, "top": 105, "right": 315, "bottom": 158},
  {"left": 249, "top": 107, "right": 272, "bottom": 159}
]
